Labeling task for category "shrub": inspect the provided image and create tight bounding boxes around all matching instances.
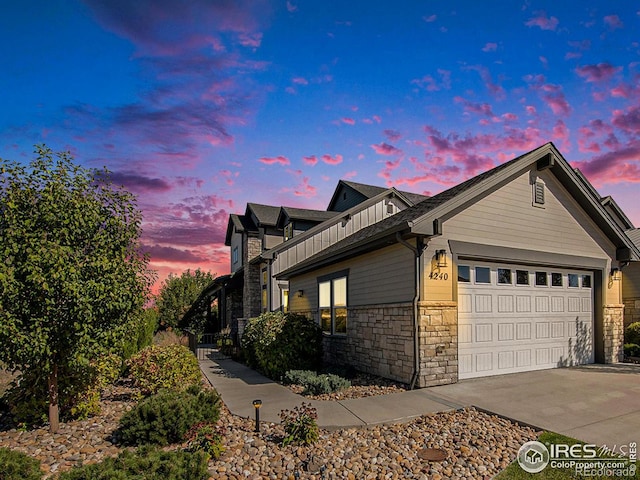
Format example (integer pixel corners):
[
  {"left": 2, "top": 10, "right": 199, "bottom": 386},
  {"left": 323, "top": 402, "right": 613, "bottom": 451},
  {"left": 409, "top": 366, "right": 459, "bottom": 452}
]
[
  {"left": 56, "top": 447, "right": 208, "bottom": 480},
  {"left": 117, "top": 388, "right": 221, "bottom": 446},
  {"left": 126, "top": 344, "right": 200, "bottom": 396},
  {"left": 121, "top": 309, "right": 158, "bottom": 361},
  {"left": 625, "top": 322, "right": 640, "bottom": 346},
  {"left": 242, "top": 312, "right": 323, "bottom": 379},
  {"left": 0, "top": 447, "right": 43, "bottom": 480},
  {"left": 284, "top": 370, "right": 351, "bottom": 395},
  {"left": 184, "top": 422, "right": 226, "bottom": 460},
  {"left": 280, "top": 403, "right": 319, "bottom": 447},
  {"left": 152, "top": 330, "right": 189, "bottom": 347},
  {"left": 624, "top": 343, "right": 640, "bottom": 358},
  {"left": 4, "top": 353, "right": 122, "bottom": 426}
]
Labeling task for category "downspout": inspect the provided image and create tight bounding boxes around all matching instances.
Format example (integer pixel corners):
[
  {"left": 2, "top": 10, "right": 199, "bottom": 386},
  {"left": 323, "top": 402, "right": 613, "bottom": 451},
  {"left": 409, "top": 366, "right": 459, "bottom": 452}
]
[{"left": 396, "top": 232, "right": 426, "bottom": 390}]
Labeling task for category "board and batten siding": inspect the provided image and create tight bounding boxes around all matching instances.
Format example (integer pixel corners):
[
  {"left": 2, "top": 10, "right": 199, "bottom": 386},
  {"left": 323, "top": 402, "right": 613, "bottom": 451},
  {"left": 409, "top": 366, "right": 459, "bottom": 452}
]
[
  {"left": 441, "top": 168, "right": 620, "bottom": 303},
  {"left": 271, "top": 196, "right": 406, "bottom": 278},
  {"left": 230, "top": 231, "right": 243, "bottom": 273},
  {"left": 623, "top": 264, "right": 640, "bottom": 300},
  {"left": 288, "top": 242, "right": 415, "bottom": 314}
]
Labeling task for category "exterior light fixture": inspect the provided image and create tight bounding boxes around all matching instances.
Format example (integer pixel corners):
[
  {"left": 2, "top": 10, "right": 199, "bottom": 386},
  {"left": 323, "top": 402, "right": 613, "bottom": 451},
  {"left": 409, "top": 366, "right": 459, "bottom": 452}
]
[
  {"left": 297, "top": 289, "right": 304, "bottom": 297},
  {"left": 252, "top": 399, "right": 262, "bottom": 432},
  {"left": 436, "top": 249, "right": 448, "bottom": 268},
  {"left": 610, "top": 267, "right": 621, "bottom": 281}
]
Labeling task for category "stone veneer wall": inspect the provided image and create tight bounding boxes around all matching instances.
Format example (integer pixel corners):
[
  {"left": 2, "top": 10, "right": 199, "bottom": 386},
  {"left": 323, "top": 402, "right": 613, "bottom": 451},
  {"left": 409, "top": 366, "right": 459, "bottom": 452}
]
[
  {"left": 623, "top": 298, "right": 640, "bottom": 329},
  {"left": 418, "top": 301, "right": 458, "bottom": 387},
  {"left": 243, "top": 236, "right": 263, "bottom": 319},
  {"left": 603, "top": 304, "right": 624, "bottom": 363}
]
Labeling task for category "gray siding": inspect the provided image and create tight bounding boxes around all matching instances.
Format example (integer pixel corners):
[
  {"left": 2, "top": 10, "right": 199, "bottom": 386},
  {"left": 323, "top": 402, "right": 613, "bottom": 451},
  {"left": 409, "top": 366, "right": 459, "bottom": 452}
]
[
  {"left": 230, "top": 231, "right": 243, "bottom": 273},
  {"left": 444, "top": 169, "right": 616, "bottom": 261},
  {"left": 623, "top": 263, "right": 640, "bottom": 300},
  {"left": 289, "top": 243, "right": 415, "bottom": 314}
]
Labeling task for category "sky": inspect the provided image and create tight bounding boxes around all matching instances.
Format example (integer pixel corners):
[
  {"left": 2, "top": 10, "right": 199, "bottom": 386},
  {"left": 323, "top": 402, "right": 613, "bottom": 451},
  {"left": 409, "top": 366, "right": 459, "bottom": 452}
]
[{"left": 1, "top": 1, "right": 639, "bottom": 290}]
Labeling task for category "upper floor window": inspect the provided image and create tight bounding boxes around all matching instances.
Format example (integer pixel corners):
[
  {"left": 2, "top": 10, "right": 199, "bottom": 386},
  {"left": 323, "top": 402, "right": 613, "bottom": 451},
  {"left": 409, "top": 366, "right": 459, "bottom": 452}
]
[
  {"left": 319, "top": 272, "right": 348, "bottom": 335},
  {"left": 284, "top": 222, "right": 293, "bottom": 241},
  {"left": 232, "top": 247, "right": 239, "bottom": 264}
]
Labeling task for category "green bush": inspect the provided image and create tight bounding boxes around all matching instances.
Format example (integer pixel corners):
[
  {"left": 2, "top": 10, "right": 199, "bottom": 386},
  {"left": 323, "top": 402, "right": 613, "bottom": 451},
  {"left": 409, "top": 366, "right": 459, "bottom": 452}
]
[
  {"left": 4, "top": 353, "right": 122, "bottom": 426},
  {"left": 121, "top": 309, "right": 158, "bottom": 361},
  {"left": 624, "top": 343, "right": 640, "bottom": 357},
  {"left": 0, "top": 448, "right": 43, "bottom": 480},
  {"left": 284, "top": 370, "right": 351, "bottom": 395},
  {"left": 126, "top": 344, "right": 200, "bottom": 397},
  {"left": 625, "top": 322, "right": 640, "bottom": 346},
  {"left": 184, "top": 422, "right": 226, "bottom": 460},
  {"left": 280, "top": 403, "right": 319, "bottom": 447},
  {"left": 242, "top": 312, "right": 323, "bottom": 379},
  {"left": 117, "top": 388, "right": 221, "bottom": 446},
  {"left": 56, "top": 447, "right": 208, "bottom": 480}
]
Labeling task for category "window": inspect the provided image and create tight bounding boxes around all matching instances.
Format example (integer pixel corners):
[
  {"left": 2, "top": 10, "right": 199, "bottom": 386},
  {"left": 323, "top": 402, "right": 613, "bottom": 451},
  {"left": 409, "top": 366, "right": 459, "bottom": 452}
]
[
  {"left": 516, "top": 270, "right": 529, "bottom": 285},
  {"left": 233, "top": 247, "right": 238, "bottom": 264},
  {"left": 568, "top": 274, "right": 579, "bottom": 288},
  {"left": 551, "top": 273, "right": 563, "bottom": 287},
  {"left": 458, "top": 265, "right": 470, "bottom": 283},
  {"left": 535, "top": 271, "right": 548, "bottom": 286},
  {"left": 319, "top": 273, "right": 348, "bottom": 335},
  {"left": 582, "top": 275, "right": 591, "bottom": 288},
  {"left": 284, "top": 223, "right": 293, "bottom": 241},
  {"left": 281, "top": 289, "right": 289, "bottom": 313},
  {"left": 475, "top": 267, "right": 491, "bottom": 284},
  {"left": 498, "top": 268, "right": 512, "bottom": 284},
  {"left": 533, "top": 180, "right": 545, "bottom": 206},
  {"left": 261, "top": 267, "right": 268, "bottom": 313}
]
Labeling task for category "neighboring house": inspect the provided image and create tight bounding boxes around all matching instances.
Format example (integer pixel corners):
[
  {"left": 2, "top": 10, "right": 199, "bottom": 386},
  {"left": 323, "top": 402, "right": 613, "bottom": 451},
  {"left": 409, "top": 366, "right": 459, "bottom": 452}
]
[
  {"left": 623, "top": 228, "right": 640, "bottom": 328},
  {"left": 217, "top": 142, "right": 640, "bottom": 388}
]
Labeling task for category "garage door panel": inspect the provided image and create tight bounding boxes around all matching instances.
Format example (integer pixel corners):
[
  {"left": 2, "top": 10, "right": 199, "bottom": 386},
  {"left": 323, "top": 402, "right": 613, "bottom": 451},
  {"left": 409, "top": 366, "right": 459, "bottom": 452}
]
[{"left": 458, "top": 262, "right": 594, "bottom": 379}]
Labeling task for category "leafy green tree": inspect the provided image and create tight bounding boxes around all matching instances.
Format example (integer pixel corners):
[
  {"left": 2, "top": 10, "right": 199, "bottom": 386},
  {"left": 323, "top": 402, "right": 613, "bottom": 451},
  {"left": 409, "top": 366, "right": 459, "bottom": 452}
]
[
  {"left": 156, "top": 269, "right": 216, "bottom": 332},
  {"left": 0, "top": 145, "right": 155, "bottom": 432}
]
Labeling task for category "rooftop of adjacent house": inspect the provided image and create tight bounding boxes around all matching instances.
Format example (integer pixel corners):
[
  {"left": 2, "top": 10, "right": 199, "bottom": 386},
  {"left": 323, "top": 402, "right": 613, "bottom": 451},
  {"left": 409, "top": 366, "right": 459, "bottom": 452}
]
[
  {"left": 246, "top": 203, "right": 282, "bottom": 227},
  {"left": 279, "top": 206, "right": 339, "bottom": 223},
  {"left": 627, "top": 228, "right": 640, "bottom": 248},
  {"left": 332, "top": 180, "right": 429, "bottom": 208}
]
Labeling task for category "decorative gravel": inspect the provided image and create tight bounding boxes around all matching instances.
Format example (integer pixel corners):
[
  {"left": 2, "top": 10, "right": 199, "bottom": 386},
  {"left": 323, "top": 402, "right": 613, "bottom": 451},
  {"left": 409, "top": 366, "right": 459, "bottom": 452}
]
[{"left": 0, "top": 375, "right": 540, "bottom": 479}]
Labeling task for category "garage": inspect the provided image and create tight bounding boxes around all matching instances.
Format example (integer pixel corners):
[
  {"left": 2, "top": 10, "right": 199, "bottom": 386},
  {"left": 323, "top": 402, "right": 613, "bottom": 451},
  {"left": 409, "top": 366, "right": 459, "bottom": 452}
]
[{"left": 457, "top": 261, "right": 594, "bottom": 379}]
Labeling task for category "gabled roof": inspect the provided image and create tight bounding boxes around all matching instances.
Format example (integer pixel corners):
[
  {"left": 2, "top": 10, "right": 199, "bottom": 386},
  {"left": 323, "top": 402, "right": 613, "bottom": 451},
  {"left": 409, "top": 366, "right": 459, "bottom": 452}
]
[
  {"left": 246, "top": 203, "right": 281, "bottom": 227},
  {"left": 276, "top": 207, "right": 339, "bottom": 228},
  {"left": 224, "top": 213, "right": 257, "bottom": 246},
  {"left": 627, "top": 229, "right": 640, "bottom": 249},
  {"left": 601, "top": 196, "right": 635, "bottom": 230},
  {"left": 278, "top": 142, "right": 640, "bottom": 279},
  {"left": 327, "top": 180, "right": 428, "bottom": 211}
]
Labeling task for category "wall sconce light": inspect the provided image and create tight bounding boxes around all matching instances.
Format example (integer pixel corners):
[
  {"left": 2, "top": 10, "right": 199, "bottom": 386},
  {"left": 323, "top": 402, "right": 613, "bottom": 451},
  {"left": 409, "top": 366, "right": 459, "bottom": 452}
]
[
  {"left": 435, "top": 249, "right": 448, "bottom": 268},
  {"left": 252, "top": 399, "right": 262, "bottom": 432},
  {"left": 296, "top": 289, "right": 304, "bottom": 297},
  {"left": 610, "top": 267, "right": 621, "bottom": 281}
]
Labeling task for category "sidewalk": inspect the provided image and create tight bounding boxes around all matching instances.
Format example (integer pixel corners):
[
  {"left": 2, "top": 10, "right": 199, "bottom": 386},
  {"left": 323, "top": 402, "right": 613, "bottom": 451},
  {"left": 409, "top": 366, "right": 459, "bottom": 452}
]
[{"left": 199, "top": 354, "right": 461, "bottom": 429}]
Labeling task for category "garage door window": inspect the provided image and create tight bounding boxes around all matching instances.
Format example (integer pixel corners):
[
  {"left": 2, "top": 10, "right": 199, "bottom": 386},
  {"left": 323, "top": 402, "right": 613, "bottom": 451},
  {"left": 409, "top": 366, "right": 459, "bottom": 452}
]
[
  {"left": 582, "top": 275, "right": 591, "bottom": 288},
  {"left": 535, "top": 271, "right": 548, "bottom": 286},
  {"left": 476, "top": 267, "right": 491, "bottom": 284},
  {"left": 498, "top": 268, "right": 512, "bottom": 284},
  {"left": 568, "top": 274, "right": 579, "bottom": 287},
  {"left": 551, "top": 273, "right": 563, "bottom": 287},
  {"left": 516, "top": 270, "right": 529, "bottom": 285},
  {"left": 458, "top": 265, "right": 470, "bottom": 282}
]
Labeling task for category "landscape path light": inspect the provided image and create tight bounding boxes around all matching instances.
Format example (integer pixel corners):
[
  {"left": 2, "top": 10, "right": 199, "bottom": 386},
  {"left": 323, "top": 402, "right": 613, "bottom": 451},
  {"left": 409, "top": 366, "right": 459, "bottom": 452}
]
[{"left": 252, "top": 399, "right": 262, "bottom": 432}]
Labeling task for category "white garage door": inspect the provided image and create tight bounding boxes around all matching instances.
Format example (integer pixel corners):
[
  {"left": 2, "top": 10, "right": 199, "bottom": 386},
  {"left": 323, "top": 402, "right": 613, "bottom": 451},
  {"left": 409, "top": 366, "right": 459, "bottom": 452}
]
[{"left": 458, "top": 262, "right": 594, "bottom": 379}]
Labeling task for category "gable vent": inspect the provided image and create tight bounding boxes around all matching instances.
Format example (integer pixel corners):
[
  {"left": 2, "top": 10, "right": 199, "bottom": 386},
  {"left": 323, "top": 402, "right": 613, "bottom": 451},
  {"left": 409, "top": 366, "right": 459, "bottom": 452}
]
[{"left": 534, "top": 181, "right": 545, "bottom": 205}]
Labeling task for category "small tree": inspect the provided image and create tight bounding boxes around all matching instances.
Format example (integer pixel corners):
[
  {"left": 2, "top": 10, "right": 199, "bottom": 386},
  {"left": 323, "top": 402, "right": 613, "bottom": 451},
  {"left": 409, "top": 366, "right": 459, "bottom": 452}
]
[
  {"left": 156, "top": 269, "right": 216, "bottom": 331},
  {"left": 0, "top": 145, "right": 154, "bottom": 432}
]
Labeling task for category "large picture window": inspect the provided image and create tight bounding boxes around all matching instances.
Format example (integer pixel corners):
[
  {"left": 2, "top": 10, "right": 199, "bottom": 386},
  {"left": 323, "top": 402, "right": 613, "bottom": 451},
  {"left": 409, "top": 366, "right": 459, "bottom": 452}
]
[{"left": 318, "top": 273, "right": 347, "bottom": 335}]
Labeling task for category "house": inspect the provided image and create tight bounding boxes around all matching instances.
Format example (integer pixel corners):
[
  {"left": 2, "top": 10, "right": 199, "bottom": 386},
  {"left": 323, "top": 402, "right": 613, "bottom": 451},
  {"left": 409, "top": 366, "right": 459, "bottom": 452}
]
[
  {"left": 221, "top": 143, "right": 640, "bottom": 387},
  {"left": 623, "top": 229, "right": 640, "bottom": 328}
]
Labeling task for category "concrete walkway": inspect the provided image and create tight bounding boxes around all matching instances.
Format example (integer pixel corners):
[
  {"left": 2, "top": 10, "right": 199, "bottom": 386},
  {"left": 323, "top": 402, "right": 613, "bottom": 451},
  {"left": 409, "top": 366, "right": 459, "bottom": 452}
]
[
  {"left": 199, "top": 355, "right": 460, "bottom": 429},
  {"left": 200, "top": 354, "right": 640, "bottom": 446}
]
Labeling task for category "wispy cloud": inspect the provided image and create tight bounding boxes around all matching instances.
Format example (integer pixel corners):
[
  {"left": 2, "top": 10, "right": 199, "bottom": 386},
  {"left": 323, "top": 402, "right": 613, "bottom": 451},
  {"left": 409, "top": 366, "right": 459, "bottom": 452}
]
[
  {"left": 603, "top": 14, "right": 624, "bottom": 30},
  {"left": 525, "top": 11, "right": 559, "bottom": 31},
  {"left": 482, "top": 42, "right": 497, "bottom": 52},
  {"left": 259, "top": 155, "right": 290, "bottom": 165},
  {"left": 371, "top": 142, "right": 403, "bottom": 156},
  {"left": 411, "top": 69, "right": 451, "bottom": 92},
  {"left": 303, "top": 155, "right": 318, "bottom": 166},
  {"left": 575, "top": 63, "right": 621, "bottom": 82},
  {"left": 321, "top": 154, "right": 343, "bottom": 165}
]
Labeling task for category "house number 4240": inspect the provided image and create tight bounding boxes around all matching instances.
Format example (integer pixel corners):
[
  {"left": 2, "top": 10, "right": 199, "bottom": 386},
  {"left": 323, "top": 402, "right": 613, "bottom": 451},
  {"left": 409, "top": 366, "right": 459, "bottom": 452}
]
[{"left": 429, "top": 272, "right": 449, "bottom": 280}]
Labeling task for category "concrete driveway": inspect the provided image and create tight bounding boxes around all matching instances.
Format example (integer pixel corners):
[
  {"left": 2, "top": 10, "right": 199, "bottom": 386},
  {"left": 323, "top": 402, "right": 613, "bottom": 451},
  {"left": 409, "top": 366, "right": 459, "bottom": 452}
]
[{"left": 427, "top": 364, "right": 640, "bottom": 447}]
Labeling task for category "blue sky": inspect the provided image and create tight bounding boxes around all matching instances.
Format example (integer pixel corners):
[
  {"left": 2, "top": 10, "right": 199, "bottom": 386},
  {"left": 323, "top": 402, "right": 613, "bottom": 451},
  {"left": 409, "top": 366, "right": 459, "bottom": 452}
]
[{"left": 1, "top": 1, "right": 639, "bottom": 286}]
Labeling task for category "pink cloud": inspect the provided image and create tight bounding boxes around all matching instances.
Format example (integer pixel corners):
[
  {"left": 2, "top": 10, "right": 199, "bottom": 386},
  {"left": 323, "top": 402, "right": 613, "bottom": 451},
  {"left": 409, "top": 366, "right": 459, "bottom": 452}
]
[
  {"left": 292, "top": 77, "right": 308, "bottom": 85},
  {"left": 321, "top": 154, "right": 343, "bottom": 165},
  {"left": 502, "top": 113, "right": 518, "bottom": 122},
  {"left": 286, "top": 1, "right": 298, "bottom": 13},
  {"left": 238, "top": 32, "right": 263, "bottom": 48},
  {"left": 259, "top": 155, "right": 290, "bottom": 165},
  {"left": 371, "top": 142, "right": 403, "bottom": 156},
  {"left": 612, "top": 106, "right": 640, "bottom": 134},
  {"left": 574, "top": 140, "right": 640, "bottom": 185},
  {"left": 611, "top": 83, "right": 640, "bottom": 99},
  {"left": 423, "top": 14, "right": 437, "bottom": 23},
  {"left": 342, "top": 117, "right": 356, "bottom": 125},
  {"left": 373, "top": 115, "right": 382, "bottom": 124},
  {"left": 552, "top": 119, "right": 570, "bottom": 150},
  {"left": 142, "top": 244, "right": 207, "bottom": 263},
  {"left": 294, "top": 177, "right": 317, "bottom": 197},
  {"left": 411, "top": 69, "right": 451, "bottom": 92},
  {"left": 463, "top": 65, "right": 505, "bottom": 98},
  {"left": 454, "top": 96, "right": 496, "bottom": 117},
  {"left": 303, "top": 155, "right": 318, "bottom": 166},
  {"left": 384, "top": 129, "right": 402, "bottom": 141},
  {"left": 525, "top": 77, "right": 572, "bottom": 116},
  {"left": 482, "top": 42, "right": 497, "bottom": 52},
  {"left": 343, "top": 171, "right": 357, "bottom": 179},
  {"left": 526, "top": 105, "right": 537, "bottom": 115},
  {"left": 604, "top": 15, "right": 623, "bottom": 30},
  {"left": 104, "top": 170, "right": 171, "bottom": 193},
  {"left": 525, "top": 11, "right": 559, "bottom": 31},
  {"left": 575, "top": 63, "right": 622, "bottom": 82}
]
